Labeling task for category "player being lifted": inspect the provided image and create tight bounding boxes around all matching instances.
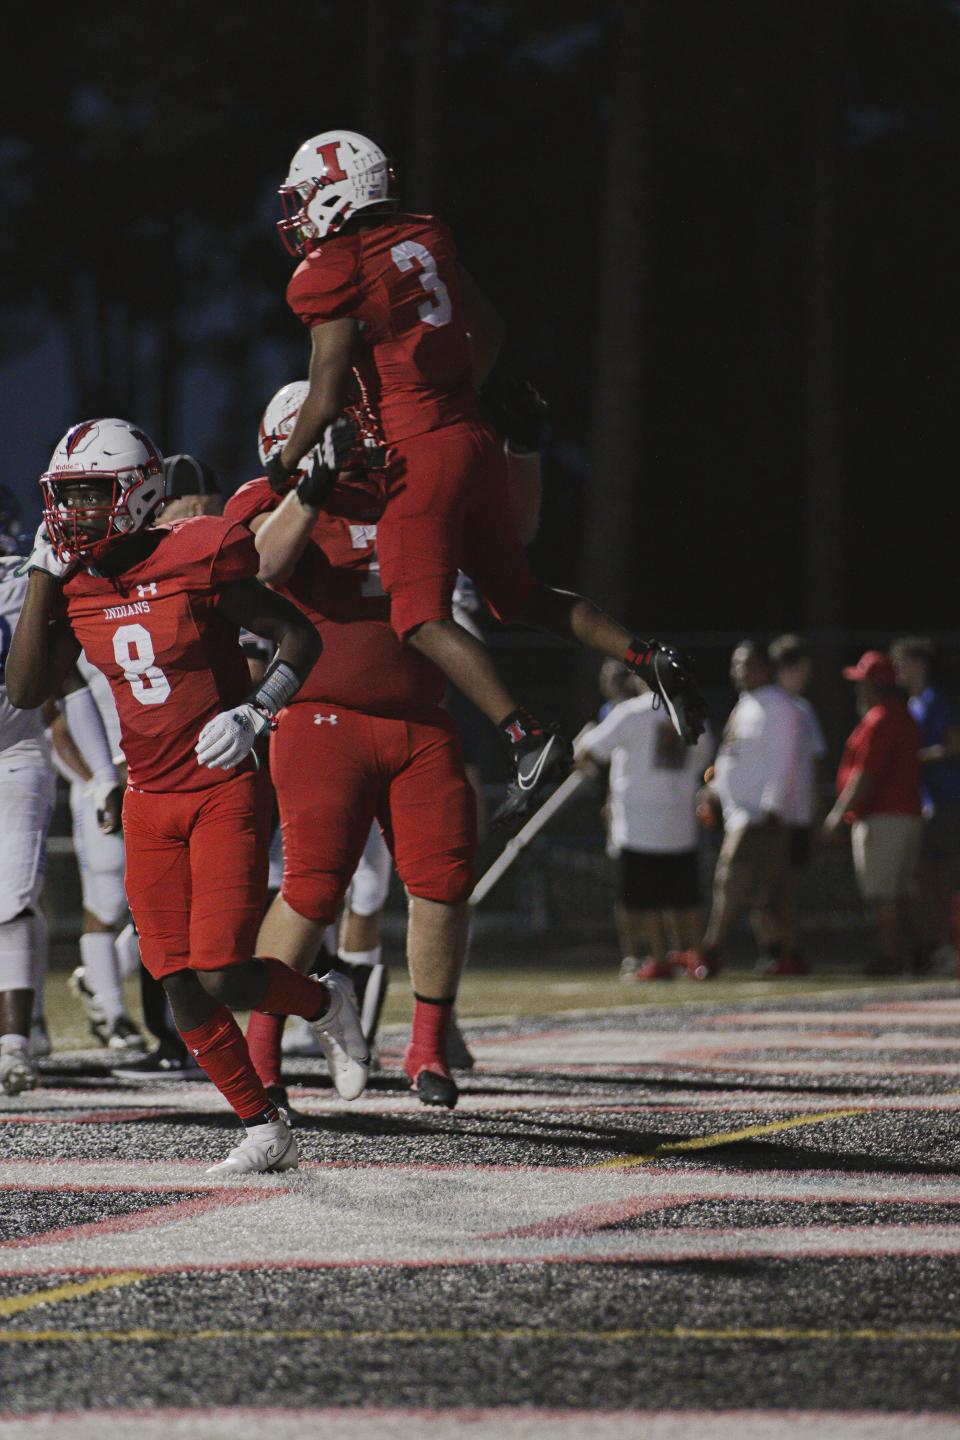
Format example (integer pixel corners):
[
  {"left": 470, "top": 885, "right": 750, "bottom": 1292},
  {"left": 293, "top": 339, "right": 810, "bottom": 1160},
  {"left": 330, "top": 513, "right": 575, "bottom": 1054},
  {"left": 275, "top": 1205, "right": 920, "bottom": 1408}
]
[
  {"left": 7, "top": 419, "right": 369, "bottom": 1173},
  {"left": 267, "top": 130, "right": 707, "bottom": 824},
  {"left": 227, "top": 381, "right": 478, "bottom": 1109}
]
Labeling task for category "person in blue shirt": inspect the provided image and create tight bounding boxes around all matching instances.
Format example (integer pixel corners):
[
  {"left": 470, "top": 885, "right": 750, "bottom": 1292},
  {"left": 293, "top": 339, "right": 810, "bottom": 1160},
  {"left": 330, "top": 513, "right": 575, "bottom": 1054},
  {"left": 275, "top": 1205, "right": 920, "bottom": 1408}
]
[{"left": 890, "top": 636, "right": 960, "bottom": 973}]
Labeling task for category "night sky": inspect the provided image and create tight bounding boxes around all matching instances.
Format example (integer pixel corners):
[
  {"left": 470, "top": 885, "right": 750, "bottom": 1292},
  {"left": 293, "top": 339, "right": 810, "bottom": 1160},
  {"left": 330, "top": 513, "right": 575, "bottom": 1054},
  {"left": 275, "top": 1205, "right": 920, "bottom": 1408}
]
[{"left": 2, "top": 0, "right": 958, "bottom": 640}]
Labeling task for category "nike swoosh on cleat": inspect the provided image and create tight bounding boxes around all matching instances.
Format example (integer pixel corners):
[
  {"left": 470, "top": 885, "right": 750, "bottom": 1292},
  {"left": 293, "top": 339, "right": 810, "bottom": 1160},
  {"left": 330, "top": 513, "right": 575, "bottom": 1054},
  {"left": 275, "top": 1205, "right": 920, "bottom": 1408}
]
[{"left": 517, "top": 735, "right": 558, "bottom": 790}]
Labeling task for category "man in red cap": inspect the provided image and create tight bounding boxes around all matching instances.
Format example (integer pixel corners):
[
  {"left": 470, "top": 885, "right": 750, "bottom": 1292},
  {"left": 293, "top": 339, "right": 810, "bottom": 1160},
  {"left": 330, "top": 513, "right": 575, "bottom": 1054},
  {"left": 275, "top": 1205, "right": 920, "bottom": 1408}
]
[{"left": 822, "top": 651, "right": 922, "bottom": 975}]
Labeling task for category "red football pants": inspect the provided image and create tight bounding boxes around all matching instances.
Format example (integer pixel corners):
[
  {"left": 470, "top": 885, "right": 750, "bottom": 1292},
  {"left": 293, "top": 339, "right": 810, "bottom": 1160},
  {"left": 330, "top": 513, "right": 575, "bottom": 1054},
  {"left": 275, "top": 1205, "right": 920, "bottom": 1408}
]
[
  {"left": 123, "top": 771, "right": 270, "bottom": 980},
  {"left": 271, "top": 703, "right": 476, "bottom": 924},
  {"left": 378, "top": 420, "right": 538, "bottom": 638}
]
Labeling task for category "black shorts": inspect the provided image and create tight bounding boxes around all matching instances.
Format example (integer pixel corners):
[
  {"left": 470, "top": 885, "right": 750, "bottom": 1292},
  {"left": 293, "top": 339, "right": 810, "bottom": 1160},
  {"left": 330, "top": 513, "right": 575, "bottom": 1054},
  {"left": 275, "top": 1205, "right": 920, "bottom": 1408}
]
[
  {"left": 617, "top": 848, "right": 701, "bottom": 911},
  {"left": 788, "top": 825, "right": 814, "bottom": 870}
]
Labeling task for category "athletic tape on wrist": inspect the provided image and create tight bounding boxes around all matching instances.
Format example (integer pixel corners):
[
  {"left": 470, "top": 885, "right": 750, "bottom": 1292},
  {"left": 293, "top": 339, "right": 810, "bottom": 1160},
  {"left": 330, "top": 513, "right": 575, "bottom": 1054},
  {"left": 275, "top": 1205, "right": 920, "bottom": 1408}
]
[{"left": 251, "top": 659, "right": 302, "bottom": 718}]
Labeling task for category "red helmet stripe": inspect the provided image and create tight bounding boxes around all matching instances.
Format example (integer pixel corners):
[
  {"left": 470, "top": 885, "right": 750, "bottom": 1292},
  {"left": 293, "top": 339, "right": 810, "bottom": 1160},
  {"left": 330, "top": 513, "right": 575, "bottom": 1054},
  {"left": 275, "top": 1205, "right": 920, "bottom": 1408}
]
[{"left": 65, "top": 421, "right": 98, "bottom": 456}]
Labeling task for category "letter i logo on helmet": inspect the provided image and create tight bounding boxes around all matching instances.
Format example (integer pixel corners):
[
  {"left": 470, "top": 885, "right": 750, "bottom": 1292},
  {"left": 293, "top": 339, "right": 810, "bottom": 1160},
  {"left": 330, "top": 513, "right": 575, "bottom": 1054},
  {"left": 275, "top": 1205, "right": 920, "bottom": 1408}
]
[{"left": 277, "top": 129, "right": 398, "bottom": 255}]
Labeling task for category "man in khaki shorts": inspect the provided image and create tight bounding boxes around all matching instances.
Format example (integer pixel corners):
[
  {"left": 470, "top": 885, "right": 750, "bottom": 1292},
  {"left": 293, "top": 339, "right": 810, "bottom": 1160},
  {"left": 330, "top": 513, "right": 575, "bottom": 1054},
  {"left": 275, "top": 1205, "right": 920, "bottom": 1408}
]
[
  {"left": 687, "top": 641, "right": 801, "bottom": 979},
  {"left": 822, "top": 651, "right": 922, "bottom": 976}
]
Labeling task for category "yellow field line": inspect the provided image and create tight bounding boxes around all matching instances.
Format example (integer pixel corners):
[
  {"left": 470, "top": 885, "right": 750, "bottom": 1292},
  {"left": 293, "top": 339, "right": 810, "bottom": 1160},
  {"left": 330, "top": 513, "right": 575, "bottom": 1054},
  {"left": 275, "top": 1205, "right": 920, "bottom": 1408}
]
[
  {"left": 0, "top": 1323, "right": 956, "bottom": 1345},
  {"left": 598, "top": 1107, "right": 864, "bottom": 1168},
  {"left": 0, "top": 1271, "right": 148, "bottom": 1319}
]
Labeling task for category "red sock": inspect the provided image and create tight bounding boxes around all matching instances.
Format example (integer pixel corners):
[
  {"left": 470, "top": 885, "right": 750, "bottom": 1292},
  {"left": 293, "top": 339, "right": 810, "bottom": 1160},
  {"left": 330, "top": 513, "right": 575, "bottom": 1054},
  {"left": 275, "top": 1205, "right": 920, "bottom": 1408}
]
[
  {"left": 246, "top": 1011, "right": 285, "bottom": 1090},
  {"left": 179, "top": 1007, "right": 275, "bottom": 1123},
  {"left": 257, "top": 957, "right": 326, "bottom": 1019},
  {"left": 404, "top": 993, "right": 454, "bottom": 1083}
]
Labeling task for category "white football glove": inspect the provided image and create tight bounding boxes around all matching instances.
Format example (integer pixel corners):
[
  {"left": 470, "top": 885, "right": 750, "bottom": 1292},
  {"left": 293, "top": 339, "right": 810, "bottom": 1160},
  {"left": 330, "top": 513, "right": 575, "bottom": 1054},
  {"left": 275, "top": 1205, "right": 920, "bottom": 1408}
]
[
  {"left": 15, "top": 523, "right": 77, "bottom": 581},
  {"left": 195, "top": 704, "right": 272, "bottom": 770}
]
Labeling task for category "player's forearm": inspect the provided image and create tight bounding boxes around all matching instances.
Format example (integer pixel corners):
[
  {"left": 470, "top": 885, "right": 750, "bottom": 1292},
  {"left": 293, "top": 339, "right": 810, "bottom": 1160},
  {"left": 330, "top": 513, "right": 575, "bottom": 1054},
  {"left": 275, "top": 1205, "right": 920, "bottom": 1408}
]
[
  {"left": 253, "top": 493, "right": 318, "bottom": 587},
  {"left": 6, "top": 573, "right": 73, "bottom": 709},
  {"left": 506, "top": 449, "right": 542, "bottom": 544}
]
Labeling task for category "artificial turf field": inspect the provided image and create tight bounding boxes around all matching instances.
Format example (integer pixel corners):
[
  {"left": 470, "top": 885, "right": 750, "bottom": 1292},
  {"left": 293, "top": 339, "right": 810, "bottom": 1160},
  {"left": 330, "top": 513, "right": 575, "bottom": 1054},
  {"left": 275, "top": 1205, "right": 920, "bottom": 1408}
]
[{"left": 2, "top": 967, "right": 960, "bottom": 1438}]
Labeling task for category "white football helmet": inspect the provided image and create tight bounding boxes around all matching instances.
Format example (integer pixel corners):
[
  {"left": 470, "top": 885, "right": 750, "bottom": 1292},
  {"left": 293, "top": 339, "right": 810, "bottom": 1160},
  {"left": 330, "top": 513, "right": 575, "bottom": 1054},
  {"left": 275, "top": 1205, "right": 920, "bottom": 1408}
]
[
  {"left": 277, "top": 130, "right": 397, "bottom": 255},
  {"left": 41, "top": 418, "right": 165, "bottom": 561},
  {"left": 257, "top": 382, "right": 311, "bottom": 470}
]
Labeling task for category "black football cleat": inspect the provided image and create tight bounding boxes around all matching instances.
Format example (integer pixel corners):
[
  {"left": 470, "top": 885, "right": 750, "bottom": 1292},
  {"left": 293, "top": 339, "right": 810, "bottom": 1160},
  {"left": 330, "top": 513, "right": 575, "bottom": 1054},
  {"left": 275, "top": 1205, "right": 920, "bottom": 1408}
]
[
  {"left": 491, "top": 722, "right": 572, "bottom": 830},
  {"left": 415, "top": 1069, "right": 459, "bottom": 1110},
  {"left": 626, "top": 640, "right": 708, "bottom": 745}
]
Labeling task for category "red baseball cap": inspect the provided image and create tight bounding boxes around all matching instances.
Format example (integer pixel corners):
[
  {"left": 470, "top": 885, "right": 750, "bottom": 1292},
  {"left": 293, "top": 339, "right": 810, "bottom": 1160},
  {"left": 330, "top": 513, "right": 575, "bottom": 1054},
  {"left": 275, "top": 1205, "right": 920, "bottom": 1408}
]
[{"left": 842, "top": 650, "right": 896, "bottom": 685}]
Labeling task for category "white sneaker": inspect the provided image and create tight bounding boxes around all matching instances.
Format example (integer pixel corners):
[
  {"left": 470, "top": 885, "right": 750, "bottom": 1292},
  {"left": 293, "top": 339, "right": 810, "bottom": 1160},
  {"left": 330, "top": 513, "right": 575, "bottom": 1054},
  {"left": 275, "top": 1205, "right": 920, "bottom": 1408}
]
[
  {"left": 1, "top": 1042, "right": 37, "bottom": 1097},
  {"left": 309, "top": 971, "right": 370, "bottom": 1101},
  {"left": 205, "top": 1117, "right": 298, "bottom": 1175},
  {"left": 281, "top": 1015, "right": 324, "bottom": 1057}
]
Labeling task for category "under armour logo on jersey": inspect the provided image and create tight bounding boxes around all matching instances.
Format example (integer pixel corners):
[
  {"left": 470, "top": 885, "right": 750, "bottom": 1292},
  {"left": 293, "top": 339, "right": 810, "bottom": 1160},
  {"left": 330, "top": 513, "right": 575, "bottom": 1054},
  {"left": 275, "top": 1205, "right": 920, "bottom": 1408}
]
[
  {"left": 313, "top": 713, "right": 339, "bottom": 726},
  {"left": 349, "top": 524, "right": 377, "bottom": 549},
  {"left": 136, "top": 583, "right": 158, "bottom": 598}
]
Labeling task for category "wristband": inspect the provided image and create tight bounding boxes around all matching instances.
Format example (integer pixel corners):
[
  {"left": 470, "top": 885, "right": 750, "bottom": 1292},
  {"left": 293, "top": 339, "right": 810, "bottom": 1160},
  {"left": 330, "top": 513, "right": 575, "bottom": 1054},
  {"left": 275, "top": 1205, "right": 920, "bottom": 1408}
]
[{"left": 249, "top": 658, "right": 303, "bottom": 718}]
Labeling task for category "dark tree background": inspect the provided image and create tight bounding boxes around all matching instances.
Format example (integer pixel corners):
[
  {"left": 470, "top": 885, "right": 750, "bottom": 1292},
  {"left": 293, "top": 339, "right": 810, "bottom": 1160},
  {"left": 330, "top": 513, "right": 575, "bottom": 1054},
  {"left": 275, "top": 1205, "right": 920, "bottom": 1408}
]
[{"left": 1, "top": 0, "right": 958, "bottom": 644}]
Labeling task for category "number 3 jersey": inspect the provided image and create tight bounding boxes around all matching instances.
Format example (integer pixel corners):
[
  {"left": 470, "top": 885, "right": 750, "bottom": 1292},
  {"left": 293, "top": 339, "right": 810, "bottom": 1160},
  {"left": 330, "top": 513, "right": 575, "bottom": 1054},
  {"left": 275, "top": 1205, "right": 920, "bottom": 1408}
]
[
  {"left": 286, "top": 214, "right": 479, "bottom": 445},
  {"left": 57, "top": 518, "right": 259, "bottom": 792}
]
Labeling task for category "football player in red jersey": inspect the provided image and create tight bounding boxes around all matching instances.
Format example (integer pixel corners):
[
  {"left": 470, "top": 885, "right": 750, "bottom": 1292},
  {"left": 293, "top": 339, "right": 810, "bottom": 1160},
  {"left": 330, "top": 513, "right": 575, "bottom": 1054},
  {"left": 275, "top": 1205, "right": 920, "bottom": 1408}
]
[
  {"left": 226, "top": 382, "right": 480, "bottom": 1109},
  {"left": 267, "top": 129, "right": 707, "bottom": 827},
  {"left": 7, "top": 418, "right": 371, "bottom": 1173}
]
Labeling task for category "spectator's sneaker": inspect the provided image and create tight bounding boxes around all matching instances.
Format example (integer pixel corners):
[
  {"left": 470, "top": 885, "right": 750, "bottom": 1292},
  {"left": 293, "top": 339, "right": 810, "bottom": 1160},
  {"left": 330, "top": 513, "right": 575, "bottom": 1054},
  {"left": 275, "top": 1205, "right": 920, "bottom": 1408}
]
[
  {"left": 492, "top": 721, "right": 572, "bottom": 830},
  {"left": 308, "top": 971, "right": 370, "bottom": 1101},
  {"left": 676, "top": 949, "right": 720, "bottom": 980},
  {"left": 104, "top": 1015, "right": 146, "bottom": 1052},
  {"left": 759, "top": 952, "right": 810, "bottom": 978},
  {"left": 111, "top": 1043, "right": 205, "bottom": 1081},
  {"left": 281, "top": 1016, "right": 324, "bottom": 1057},
  {"left": 0, "top": 1041, "right": 36, "bottom": 1096},
  {"left": 205, "top": 1116, "right": 298, "bottom": 1176},
  {"left": 631, "top": 958, "right": 674, "bottom": 981},
  {"left": 625, "top": 639, "right": 708, "bottom": 745},
  {"left": 404, "top": 1046, "right": 459, "bottom": 1109},
  {"left": 445, "top": 1016, "right": 475, "bottom": 1071},
  {"left": 28, "top": 1017, "right": 50, "bottom": 1059}
]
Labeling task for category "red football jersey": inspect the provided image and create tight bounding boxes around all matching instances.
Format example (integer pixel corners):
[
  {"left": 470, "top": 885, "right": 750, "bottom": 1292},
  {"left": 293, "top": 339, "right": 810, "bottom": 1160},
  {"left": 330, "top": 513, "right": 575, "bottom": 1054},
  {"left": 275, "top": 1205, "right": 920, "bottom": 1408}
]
[
  {"left": 59, "top": 518, "right": 259, "bottom": 792},
  {"left": 224, "top": 476, "right": 445, "bottom": 715},
  {"left": 287, "top": 214, "right": 480, "bottom": 445}
]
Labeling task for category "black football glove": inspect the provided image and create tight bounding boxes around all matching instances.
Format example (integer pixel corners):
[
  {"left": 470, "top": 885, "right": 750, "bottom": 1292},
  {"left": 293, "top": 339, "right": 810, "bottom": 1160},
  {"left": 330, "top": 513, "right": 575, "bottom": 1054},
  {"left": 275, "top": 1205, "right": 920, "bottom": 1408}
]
[
  {"left": 479, "top": 373, "right": 548, "bottom": 454},
  {"left": 294, "top": 416, "right": 359, "bottom": 509},
  {"left": 265, "top": 452, "right": 297, "bottom": 495}
]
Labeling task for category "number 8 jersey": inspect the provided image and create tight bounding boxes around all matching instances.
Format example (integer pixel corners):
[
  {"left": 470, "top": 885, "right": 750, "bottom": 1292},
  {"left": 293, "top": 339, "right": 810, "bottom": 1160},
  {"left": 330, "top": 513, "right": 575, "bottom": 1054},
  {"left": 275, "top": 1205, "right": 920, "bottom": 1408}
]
[
  {"left": 287, "top": 213, "right": 479, "bottom": 444},
  {"left": 57, "top": 518, "right": 258, "bottom": 792}
]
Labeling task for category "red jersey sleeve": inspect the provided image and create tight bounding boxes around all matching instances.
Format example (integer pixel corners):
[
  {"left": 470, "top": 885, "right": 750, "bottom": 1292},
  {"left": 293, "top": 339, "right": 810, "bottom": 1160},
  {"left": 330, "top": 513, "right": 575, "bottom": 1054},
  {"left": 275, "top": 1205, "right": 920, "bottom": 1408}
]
[
  {"left": 223, "top": 479, "right": 278, "bottom": 529},
  {"left": 209, "top": 520, "right": 259, "bottom": 589},
  {"left": 287, "top": 239, "right": 362, "bottom": 328}
]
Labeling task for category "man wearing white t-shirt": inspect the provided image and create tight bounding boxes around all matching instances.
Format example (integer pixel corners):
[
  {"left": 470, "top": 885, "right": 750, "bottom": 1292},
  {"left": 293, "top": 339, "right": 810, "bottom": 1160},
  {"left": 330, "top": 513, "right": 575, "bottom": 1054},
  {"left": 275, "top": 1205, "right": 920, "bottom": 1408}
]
[
  {"left": 755, "top": 634, "right": 828, "bottom": 975},
  {"left": 691, "top": 641, "right": 802, "bottom": 979},
  {"left": 576, "top": 674, "right": 712, "bottom": 980}
]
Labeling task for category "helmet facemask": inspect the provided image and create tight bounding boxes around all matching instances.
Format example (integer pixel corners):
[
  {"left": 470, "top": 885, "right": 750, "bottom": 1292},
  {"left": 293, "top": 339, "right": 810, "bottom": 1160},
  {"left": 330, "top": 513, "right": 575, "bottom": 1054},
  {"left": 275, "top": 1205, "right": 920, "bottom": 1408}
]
[{"left": 41, "top": 466, "right": 164, "bottom": 563}]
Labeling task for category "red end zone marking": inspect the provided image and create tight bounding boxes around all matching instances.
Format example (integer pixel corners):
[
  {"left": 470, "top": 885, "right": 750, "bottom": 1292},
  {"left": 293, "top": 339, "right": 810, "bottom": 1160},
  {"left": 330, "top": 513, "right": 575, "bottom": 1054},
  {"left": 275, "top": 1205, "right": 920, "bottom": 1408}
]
[{"left": 0, "top": 1187, "right": 280, "bottom": 1251}]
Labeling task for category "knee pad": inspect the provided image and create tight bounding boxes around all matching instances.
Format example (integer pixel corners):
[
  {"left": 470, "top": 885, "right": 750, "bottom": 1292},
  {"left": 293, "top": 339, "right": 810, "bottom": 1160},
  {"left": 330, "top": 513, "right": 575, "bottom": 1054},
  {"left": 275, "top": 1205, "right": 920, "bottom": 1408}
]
[
  {"left": 280, "top": 873, "right": 342, "bottom": 927},
  {"left": 405, "top": 856, "right": 474, "bottom": 907}
]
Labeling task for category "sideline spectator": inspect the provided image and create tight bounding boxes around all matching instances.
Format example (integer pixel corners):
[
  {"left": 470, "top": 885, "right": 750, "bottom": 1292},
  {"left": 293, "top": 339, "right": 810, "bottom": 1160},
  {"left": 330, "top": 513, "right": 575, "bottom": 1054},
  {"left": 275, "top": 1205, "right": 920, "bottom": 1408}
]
[
  {"left": 890, "top": 636, "right": 960, "bottom": 974},
  {"left": 688, "top": 640, "right": 801, "bottom": 979},
  {"left": 822, "top": 651, "right": 921, "bottom": 976},
  {"left": 754, "top": 635, "right": 829, "bottom": 976},
  {"left": 575, "top": 672, "right": 712, "bottom": 981}
]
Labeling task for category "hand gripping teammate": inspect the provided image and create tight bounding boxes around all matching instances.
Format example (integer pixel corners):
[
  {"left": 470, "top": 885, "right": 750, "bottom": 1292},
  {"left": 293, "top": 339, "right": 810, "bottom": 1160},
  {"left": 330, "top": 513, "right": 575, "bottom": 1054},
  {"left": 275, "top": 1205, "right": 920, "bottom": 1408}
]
[
  {"left": 268, "top": 129, "right": 707, "bottom": 826},
  {"left": 226, "top": 382, "right": 479, "bottom": 1109},
  {"left": 6, "top": 418, "right": 370, "bottom": 1173}
]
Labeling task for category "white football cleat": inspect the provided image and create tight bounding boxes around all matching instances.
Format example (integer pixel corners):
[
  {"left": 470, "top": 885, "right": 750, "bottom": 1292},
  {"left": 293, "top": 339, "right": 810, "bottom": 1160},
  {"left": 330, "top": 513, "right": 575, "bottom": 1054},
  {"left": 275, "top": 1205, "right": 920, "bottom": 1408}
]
[
  {"left": 205, "top": 1117, "right": 298, "bottom": 1176},
  {"left": 1, "top": 1042, "right": 38, "bottom": 1097},
  {"left": 281, "top": 1015, "right": 324, "bottom": 1057},
  {"left": 309, "top": 971, "right": 370, "bottom": 1101}
]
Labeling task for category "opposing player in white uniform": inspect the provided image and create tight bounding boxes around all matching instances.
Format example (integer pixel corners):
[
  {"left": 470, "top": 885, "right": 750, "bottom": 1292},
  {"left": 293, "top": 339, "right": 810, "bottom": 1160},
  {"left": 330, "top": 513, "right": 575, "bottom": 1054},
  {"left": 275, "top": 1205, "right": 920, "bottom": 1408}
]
[{"left": 48, "top": 657, "right": 143, "bottom": 1048}]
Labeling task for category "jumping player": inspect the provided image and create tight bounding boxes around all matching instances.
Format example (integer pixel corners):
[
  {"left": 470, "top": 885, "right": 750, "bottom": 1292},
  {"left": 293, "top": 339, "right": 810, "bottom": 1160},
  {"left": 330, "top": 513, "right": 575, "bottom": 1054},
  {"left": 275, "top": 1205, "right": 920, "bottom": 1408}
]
[
  {"left": 267, "top": 129, "right": 707, "bottom": 825},
  {"left": 225, "top": 381, "right": 478, "bottom": 1108},
  {"left": 7, "top": 418, "right": 369, "bottom": 1172}
]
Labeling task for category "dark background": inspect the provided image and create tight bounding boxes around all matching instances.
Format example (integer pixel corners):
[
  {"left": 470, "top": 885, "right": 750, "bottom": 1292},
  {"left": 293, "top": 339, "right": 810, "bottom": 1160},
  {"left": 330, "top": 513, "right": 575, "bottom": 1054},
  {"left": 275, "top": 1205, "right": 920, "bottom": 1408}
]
[{"left": 1, "top": 0, "right": 957, "bottom": 651}]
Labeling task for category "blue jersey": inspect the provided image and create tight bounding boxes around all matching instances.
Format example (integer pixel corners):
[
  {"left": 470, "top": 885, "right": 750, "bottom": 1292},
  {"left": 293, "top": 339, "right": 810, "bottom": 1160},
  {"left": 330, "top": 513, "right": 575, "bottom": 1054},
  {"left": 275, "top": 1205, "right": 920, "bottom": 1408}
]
[{"left": 909, "top": 686, "right": 960, "bottom": 808}]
